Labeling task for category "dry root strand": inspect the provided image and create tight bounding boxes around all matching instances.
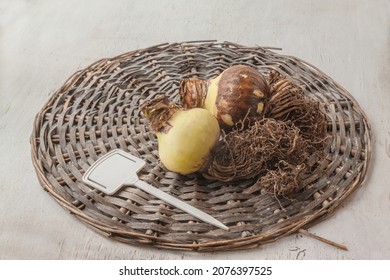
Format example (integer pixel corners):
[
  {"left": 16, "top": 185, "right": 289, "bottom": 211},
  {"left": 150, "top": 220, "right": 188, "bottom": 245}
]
[{"left": 201, "top": 71, "right": 328, "bottom": 196}]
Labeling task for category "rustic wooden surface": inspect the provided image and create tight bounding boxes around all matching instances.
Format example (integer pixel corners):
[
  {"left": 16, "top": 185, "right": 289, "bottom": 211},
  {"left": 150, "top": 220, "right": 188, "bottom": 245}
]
[{"left": 0, "top": 0, "right": 389, "bottom": 259}]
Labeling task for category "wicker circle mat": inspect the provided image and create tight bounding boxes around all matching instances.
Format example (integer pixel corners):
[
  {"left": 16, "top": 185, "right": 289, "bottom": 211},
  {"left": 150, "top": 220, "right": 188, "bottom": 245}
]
[{"left": 31, "top": 41, "right": 371, "bottom": 251}]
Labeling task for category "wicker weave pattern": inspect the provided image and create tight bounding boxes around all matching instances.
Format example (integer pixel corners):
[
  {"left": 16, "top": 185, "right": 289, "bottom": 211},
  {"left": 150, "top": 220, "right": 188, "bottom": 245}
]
[{"left": 31, "top": 41, "right": 371, "bottom": 251}]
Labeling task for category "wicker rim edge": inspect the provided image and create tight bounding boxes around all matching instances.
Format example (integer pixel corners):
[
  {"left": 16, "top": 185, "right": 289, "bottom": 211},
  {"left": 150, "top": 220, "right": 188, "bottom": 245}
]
[{"left": 30, "top": 41, "right": 372, "bottom": 251}]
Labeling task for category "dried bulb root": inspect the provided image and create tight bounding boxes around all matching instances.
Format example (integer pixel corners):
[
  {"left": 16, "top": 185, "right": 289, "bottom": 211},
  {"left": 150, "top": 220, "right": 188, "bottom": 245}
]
[
  {"left": 201, "top": 72, "right": 330, "bottom": 195},
  {"left": 258, "top": 160, "right": 305, "bottom": 196},
  {"left": 264, "top": 70, "right": 328, "bottom": 149},
  {"left": 201, "top": 118, "right": 309, "bottom": 182}
]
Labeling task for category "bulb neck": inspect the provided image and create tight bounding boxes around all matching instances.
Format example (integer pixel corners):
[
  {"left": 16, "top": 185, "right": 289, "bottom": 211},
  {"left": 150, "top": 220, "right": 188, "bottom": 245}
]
[
  {"left": 140, "top": 95, "right": 179, "bottom": 133},
  {"left": 179, "top": 78, "right": 209, "bottom": 109}
]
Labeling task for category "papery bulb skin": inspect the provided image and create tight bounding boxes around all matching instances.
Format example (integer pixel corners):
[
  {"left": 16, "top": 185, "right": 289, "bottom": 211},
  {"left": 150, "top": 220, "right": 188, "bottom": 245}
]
[{"left": 180, "top": 65, "right": 269, "bottom": 129}]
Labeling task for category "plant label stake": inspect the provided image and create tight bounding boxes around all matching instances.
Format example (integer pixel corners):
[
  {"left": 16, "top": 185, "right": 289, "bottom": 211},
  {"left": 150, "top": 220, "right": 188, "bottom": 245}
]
[{"left": 82, "top": 149, "right": 229, "bottom": 231}]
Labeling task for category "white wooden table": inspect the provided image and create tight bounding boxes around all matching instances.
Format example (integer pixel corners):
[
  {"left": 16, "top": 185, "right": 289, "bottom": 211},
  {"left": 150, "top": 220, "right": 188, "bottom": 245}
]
[{"left": 1, "top": 0, "right": 389, "bottom": 259}]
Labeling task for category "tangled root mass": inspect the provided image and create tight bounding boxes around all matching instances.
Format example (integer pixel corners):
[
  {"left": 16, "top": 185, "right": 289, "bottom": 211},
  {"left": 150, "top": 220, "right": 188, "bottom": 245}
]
[{"left": 201, "top": 71, "right": 328, "bottom": 196}]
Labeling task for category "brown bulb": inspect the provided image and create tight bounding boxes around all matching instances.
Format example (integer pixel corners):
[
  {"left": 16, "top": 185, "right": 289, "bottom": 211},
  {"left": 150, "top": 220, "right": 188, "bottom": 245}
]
[{"left": 180, "top": 65, "right": 269, "bottom": 129}]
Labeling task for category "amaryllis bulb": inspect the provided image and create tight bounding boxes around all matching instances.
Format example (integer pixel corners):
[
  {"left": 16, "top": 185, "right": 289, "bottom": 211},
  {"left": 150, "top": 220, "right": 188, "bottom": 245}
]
[
  {"left": 141, "top": 95, "right": 220, "bottom": 175},
  {"left": 180, "top": 65, "right": 269, "bottom": 128}
]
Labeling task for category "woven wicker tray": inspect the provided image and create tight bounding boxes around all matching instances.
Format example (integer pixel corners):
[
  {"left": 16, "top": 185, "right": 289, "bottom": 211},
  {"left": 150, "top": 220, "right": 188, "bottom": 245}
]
[{"left": 31, "top": 41, "right": 371, "bottom": 251}]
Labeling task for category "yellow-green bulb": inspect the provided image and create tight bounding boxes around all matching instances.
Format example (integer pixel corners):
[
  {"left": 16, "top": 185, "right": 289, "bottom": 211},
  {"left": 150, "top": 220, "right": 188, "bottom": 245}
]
[{"left": 157, "top": 108, "right": 220, "bottom": 174}]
